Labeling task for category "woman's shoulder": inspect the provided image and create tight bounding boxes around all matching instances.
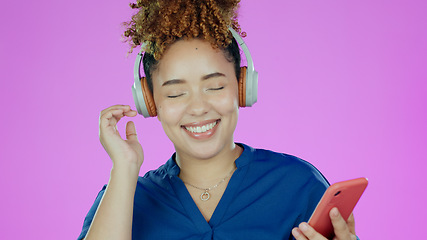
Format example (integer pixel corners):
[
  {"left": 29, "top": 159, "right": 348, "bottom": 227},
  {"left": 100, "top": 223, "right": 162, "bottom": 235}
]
[
  {"left": 240, "top": 143, "right": 315, "bottom": 167},
  {"left": 137, "top": 162, "right": 170, "bottom": 183},
  {"left": 135, "top": 156, "right": 179, "bottom": 192},
  {"left": 239, "top": 143, "right": 329, "bottom": 185}
]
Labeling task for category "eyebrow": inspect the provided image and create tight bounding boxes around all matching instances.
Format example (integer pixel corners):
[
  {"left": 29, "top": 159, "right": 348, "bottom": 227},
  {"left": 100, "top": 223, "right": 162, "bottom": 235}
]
[
  {"left": 202, "top": 72, "right": 226, "bottom": 80},
  {"left": 162, "top": 72, "right": 226, "bottom": 86},
  {"left": 162, "top": 79, "right": 185, "bottom": 87}
]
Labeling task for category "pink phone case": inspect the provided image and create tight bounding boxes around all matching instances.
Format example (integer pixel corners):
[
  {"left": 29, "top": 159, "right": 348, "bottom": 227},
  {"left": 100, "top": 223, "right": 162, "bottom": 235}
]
[{"left": 308, "top": 177, "right": 368, "bottom": 239}]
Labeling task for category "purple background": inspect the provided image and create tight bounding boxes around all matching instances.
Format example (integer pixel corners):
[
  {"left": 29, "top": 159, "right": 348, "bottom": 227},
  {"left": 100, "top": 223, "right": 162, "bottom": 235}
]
[{"left": 1, "top": 0, "right": 426, "bottom": 239}]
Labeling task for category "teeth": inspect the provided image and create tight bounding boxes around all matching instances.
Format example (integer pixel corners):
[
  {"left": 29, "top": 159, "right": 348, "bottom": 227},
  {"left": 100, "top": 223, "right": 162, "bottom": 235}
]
[{"left": 185, "top": 121, "right": 217, "bottom": 133}]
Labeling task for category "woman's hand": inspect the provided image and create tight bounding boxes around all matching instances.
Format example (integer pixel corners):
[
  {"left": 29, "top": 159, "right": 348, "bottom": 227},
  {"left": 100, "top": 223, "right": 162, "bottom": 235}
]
[
  {"left": 99, "top": 105, "right": 143, "bottom": 170},
  {"left": 292, "top": 208, "right": 357, "bottom": 240}
]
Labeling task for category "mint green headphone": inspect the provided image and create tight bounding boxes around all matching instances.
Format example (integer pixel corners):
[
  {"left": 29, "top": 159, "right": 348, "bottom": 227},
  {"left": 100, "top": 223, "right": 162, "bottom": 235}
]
[{"left": 132, "top": 27, "right": 258, "bottom": 118}]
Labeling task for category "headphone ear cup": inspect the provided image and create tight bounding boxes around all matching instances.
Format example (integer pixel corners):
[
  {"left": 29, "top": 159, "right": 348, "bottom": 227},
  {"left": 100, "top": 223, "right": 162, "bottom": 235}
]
[
  {"left": 140, "top": 77, "right": 157, "bottom": 117},
  {"left": 239, "top": 66, "right": 247, "bottom": 107}
]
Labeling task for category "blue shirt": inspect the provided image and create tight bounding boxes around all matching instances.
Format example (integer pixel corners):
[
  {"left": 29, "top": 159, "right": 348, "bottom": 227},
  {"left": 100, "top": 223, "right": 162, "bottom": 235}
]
[{"left": 78, "top": 143, "right": 329, "bottom": 240}]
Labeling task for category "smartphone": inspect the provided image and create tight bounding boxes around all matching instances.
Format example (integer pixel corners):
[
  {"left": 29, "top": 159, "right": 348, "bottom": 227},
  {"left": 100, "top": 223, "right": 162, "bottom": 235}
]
[{"left": 308, "top": 177, "right": 368, "bottom": 239}]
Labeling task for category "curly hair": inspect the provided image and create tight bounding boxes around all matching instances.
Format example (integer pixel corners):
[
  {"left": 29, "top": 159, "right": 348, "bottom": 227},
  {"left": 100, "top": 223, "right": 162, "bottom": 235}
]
[{"left": 123, "top": 0, "right": 244, "bottom": 60}]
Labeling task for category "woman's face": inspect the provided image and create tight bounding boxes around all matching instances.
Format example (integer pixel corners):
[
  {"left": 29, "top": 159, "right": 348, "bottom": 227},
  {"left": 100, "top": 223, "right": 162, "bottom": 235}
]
[{"left": 152, "top": 39, "right": 239, "bottom": 161}]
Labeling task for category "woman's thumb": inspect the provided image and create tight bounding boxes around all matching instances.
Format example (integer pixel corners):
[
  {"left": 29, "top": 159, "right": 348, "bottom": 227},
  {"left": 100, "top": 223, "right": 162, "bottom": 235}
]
[{"left": 125, "top": 121, "right": 138, "bottom": 140}]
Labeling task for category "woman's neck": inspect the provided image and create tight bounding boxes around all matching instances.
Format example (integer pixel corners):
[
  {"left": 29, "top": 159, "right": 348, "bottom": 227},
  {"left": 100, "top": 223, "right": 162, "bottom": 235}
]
[{"left": 176, "top": 143, "right": 242, "bottom": 186}]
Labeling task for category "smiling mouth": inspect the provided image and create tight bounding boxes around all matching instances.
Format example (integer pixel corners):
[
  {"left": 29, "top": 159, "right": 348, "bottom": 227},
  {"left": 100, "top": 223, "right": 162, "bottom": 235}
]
[{"left": 181, "top": 119, "right": 220, "bottom": 137}]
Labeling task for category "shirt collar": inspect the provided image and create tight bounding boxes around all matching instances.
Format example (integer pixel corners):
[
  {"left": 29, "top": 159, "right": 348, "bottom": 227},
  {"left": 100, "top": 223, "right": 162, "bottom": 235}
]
[{"left": 164, "top": 142, "right": 255, "bottom": 178}]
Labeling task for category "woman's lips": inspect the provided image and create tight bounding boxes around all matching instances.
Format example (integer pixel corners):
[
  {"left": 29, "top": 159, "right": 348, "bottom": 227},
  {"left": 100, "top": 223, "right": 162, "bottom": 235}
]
[{"left": 181, "top": 119, "right": 220, "bottom": 139}]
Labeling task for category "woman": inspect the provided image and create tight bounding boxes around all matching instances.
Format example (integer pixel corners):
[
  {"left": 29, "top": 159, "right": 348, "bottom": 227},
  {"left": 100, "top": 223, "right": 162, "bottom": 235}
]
[{"left": 78, "top": 0, "right": 358, "bottom": 239}]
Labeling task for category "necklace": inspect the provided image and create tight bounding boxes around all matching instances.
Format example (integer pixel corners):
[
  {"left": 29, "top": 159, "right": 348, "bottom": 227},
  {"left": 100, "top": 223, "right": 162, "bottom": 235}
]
[{"left": 184, "top": 167, "right": 236, "bottom": 201}]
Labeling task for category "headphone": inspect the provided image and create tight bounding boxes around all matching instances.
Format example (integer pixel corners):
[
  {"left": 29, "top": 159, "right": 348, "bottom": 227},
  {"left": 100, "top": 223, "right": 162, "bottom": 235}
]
[{"left": 132, "top": 27, "right": 258, "bottom": 118}]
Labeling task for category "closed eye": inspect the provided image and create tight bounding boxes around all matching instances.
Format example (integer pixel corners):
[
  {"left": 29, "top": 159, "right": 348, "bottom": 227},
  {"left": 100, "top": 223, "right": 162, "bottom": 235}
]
[
  {"left": 168, "top": 93, "right": 185, "bottom": 98},
  {"left": 208, "top": 86, "right": 224, "bottom": 91}
]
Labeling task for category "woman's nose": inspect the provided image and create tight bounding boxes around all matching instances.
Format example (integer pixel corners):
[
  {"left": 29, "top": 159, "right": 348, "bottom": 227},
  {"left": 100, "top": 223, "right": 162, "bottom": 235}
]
[{"left": 186, "top": 91, "right": 210, "bottom": 116}]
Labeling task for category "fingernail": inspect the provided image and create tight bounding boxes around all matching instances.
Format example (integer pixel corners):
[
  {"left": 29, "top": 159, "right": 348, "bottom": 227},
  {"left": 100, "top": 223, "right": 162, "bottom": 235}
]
[
  {"left": 300, "top": 223, "right": 309, "bottom": 232},
  {"left": 292, "top": 228, "right": 300, "bottom": 237},
  {"left": 351, "top": 235, "right": 357, "bottom": 240},
  {"left": 331, "top": 207, "right": 339, "bottom": 217}
]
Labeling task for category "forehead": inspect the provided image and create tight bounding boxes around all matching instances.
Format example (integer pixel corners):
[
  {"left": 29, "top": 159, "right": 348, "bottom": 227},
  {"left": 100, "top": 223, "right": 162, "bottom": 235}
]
[
  {"left": 162, "top": 39, "right": 221, "bottom": 60},
  {"left": 154, "top": 39, "right": 233, "bottom": 80}
]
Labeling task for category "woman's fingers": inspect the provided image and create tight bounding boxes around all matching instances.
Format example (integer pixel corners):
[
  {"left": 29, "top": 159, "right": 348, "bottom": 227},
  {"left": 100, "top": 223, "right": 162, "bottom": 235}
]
[
  {"left": 292, "top": 223, "right": 326, "bottom": 240},
  {"left": 347, "top": 213, "right": 356, "bottom": 235},
  {"left": 97, "top": 105, "right": 144, "bottom": 167},
  {"left": 292, "top": 209, "right": 357, "bottom": 240},
  {"left": 100, "top": 105, "right": 133, "bottom": 123},
  {"left": 99, "top": 105, "right": 137, "bottom": 132},
  {"left": 100, "top": 104, "right": 131, "bottom": 115},
  {"left": 100, "top": 105, "right": 126, "bottom": 126},
  {"left": 292, "top": 227, "right": 308, "bottom": 240},
  {"left": 330, "top": 208, "right": 356, "bottom": 240}
]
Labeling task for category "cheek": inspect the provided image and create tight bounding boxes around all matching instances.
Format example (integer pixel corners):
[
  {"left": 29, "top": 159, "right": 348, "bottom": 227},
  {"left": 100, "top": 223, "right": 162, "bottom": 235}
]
[
  {"left": 153, "top": 87, "right": 183, "bottom": 124},
  {"left": 156, "top": 101, "right": 186, "bottom": 125},
  {"left": 215, "top": 88, "right": 239, "bottom": 114}
]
